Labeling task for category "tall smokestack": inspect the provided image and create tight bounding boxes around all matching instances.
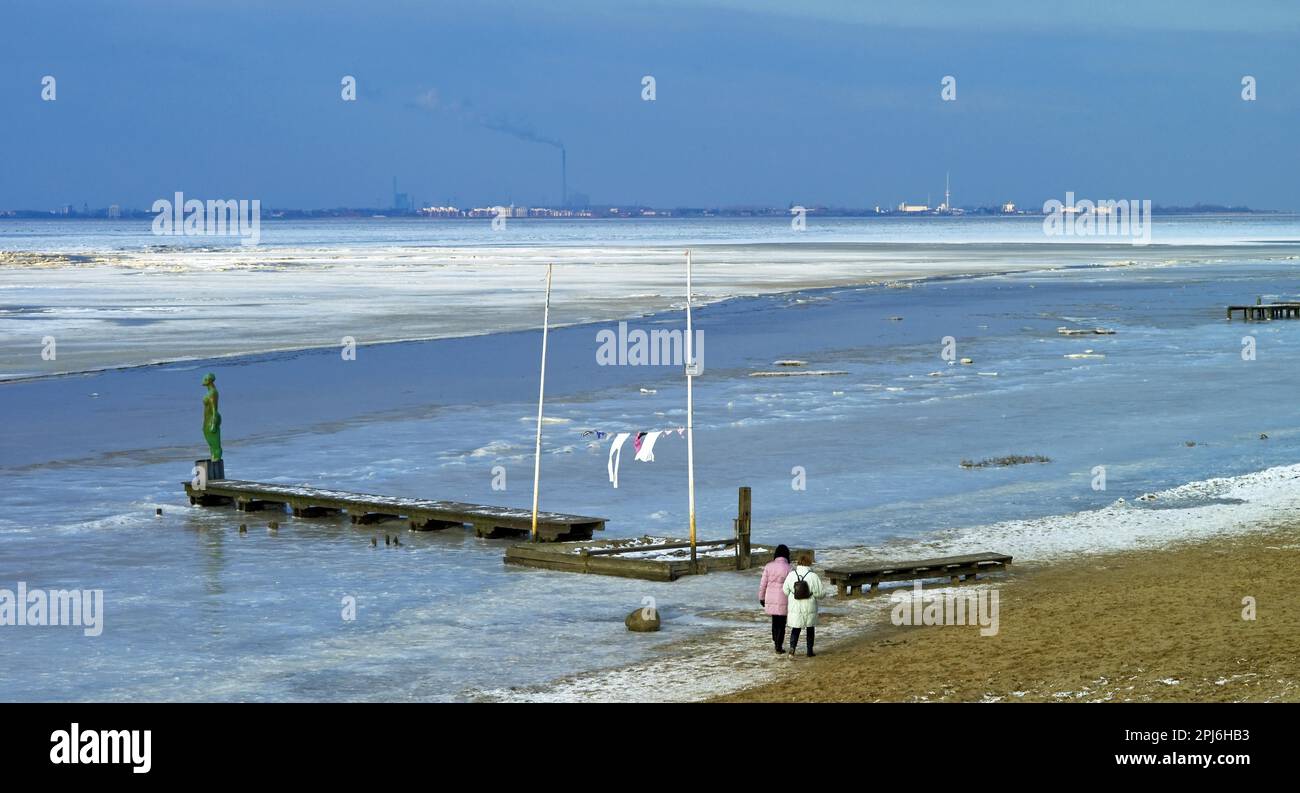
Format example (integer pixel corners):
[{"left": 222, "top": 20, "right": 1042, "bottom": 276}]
[{"left": 561, "top": 147, "right": 567, "bottom": 207}]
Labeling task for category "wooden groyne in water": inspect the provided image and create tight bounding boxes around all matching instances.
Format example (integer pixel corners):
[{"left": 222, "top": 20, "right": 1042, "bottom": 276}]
[
  {"left": 502, "top": 485, "right": 814, "bottom": 581},
  {"left": 1226, "top": 302, "right": 1300, "bottom": 321},
  {"left": 186, "top": 480, "right": 806, "bottom": 581},
  {"left": 183, "top": 479, "right": 606, "bottom": 542},
  {"left": 503, "top": 536, "right": 812, "bottom": 581}
]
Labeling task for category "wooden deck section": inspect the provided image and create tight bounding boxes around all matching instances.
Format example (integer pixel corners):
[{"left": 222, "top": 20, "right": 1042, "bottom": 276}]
[
  {"left": 504, "top": 536, "right": 812, "bottom": 581},
  {"left": 183, "top": 479, "right": 606, "bottom": 542},
  {"left": 1226, "top": 303, "right": 1300, "bottom": 321},
  {"left": 823, "top": 552, "right": 1012, "bottom": 596}
]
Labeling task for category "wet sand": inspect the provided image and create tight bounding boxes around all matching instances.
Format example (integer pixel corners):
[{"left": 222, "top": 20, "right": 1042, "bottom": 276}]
[{"left": 717, "top": 528, "right": 1300, "bottom": 702}]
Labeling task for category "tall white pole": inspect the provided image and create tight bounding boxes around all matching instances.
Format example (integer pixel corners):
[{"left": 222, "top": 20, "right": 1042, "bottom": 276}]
[
  {"left": 685, "top": 250, "right": 697, "bottom": 569},
  {"left": 531, "top": 263, "right": 554, "bottom": 542}
]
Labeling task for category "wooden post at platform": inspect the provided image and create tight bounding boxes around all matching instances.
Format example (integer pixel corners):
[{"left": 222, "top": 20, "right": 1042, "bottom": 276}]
[{"left": 735, "top": 486, "right": 752, "bottom": 570}]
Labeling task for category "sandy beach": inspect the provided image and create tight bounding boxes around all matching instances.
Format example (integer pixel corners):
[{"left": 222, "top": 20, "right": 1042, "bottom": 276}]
[{"left": 718, "top": 527, "right": 1300, "bottom": 702}]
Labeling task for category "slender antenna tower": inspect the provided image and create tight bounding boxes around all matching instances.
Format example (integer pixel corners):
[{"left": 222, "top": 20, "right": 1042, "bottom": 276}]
[
  {"left": 561, "top": 147, "right": 567, "bottom": 207},
  {"left": 945, "top": 172, "right": 950, "bottom": 211},
  {"left": 685, "top": 250, "right": 697, "bottom": 570},
  {"left": 530, "top": 263, "right": 554, "bottom": 542}
]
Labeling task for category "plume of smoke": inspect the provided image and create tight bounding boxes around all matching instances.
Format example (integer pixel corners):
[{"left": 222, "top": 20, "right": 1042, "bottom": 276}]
[
  {"left": 483, "top": 118, "right": 563, "bottom": 150},
  {"left": 412, "top": 88, "right": 563, "bottom": 149}
]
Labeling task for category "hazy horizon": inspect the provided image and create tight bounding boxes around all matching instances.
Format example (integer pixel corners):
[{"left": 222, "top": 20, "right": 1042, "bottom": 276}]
[{"left": 0, "top": 195, "right": 1288, "bottom": 215}]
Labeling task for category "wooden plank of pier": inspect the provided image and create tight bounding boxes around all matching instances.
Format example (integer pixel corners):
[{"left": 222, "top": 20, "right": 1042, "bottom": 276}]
[
  {"left": 183, "top": 479, "right": 605, "bottom": 542},
  {"left": 503, "top": 537, "right": 814, "bottom": 581},
  {"left": 823, "top": 552, "right": 1012, "bottom": 596},
  {"left": 579, "top": 538, "right": 736, "bottom": 557}
]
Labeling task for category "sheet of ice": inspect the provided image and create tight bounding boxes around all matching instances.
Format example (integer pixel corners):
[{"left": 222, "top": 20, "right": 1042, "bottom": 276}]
[{"left": 5, "top": 215, "right": 1300, "bottom": 379}]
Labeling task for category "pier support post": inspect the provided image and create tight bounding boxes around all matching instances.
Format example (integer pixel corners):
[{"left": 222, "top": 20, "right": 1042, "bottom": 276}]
[{"left": 736, "top": 486, "right": 752, "bottom": 570}]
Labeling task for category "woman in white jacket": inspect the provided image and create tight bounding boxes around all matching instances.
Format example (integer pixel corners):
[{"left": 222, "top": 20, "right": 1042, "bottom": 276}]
[{"left": 781, "top": 553, "right": 826, "bottom": 656}]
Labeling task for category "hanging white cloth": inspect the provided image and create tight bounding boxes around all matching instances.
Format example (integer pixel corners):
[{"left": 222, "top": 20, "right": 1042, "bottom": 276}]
[
  {"left": 634, "top": 430, "right": 663, "bottom": 462},
  {"left": 607, "top": 432, "right": 631, "bottom": 488}
]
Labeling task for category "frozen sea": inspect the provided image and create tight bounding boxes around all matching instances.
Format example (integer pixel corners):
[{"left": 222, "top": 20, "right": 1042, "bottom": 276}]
[{"left": 3, "top": 215, "right": 1300, "bottom": 701}]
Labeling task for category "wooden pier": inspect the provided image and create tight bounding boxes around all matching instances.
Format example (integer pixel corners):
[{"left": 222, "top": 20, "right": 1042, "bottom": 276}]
[
  {"left": 502, "top": 486, "right": 813, "bottom": 581},
  {"left": 823, "top": 552, "right": 1012, "bottom": 596},
  {"left": 1226, "top": 302, "right": 1300, "bottom": 321},
  {"left": 504, "top": 536, "right": 812, "bottom": 581},
  {"left": 183, "top": 479, "right": 606, "bottom": 542}
]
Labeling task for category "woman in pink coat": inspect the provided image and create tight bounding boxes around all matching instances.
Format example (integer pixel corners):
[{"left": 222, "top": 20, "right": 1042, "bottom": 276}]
[{"left": 757, "top": 545, "right": 792, "bottom": 653}]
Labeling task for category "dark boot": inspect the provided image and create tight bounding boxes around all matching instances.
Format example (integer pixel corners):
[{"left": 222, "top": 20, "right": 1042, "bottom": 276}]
[
  {"left": 806, "top": 626, "right": 816, "bottom": 657},
  {"left": 772, "top": 615, "right": 786, "bottom": 653},
  {"left": 789, "top": 628, "right": 801, "bottom": 655}
]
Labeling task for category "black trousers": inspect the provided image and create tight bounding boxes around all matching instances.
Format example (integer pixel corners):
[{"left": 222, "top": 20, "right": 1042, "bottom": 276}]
[
  {"left": 790, "top": 626, "right": 815, "bottom": 653},
  {"left": 770, "top": 615, "right": 787, "bottom": 648}
]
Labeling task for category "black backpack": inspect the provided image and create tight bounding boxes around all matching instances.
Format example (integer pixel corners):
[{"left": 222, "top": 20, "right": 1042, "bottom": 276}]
[{"left": 792, "top": 570, "right": 812, "bottom": 600}]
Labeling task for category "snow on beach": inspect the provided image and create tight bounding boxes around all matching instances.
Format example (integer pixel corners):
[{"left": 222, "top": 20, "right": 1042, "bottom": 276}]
[
  {"left": 865, "top": 463, "right": 1300, "bottom": 565},
  {"left": 477, "top": 462, "right": 1300, "bottom": 702}
]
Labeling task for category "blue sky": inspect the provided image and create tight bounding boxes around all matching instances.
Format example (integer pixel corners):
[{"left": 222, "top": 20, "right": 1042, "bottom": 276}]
[{"left": 1, "top": 0, "right": 1296, "bottom": 210}]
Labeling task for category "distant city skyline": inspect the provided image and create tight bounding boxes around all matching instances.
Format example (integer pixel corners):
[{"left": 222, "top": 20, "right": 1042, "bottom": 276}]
[
  {"left": 2, "top": 1, "right": 1297, "bottom": 210},
  {"left": 0, "top": 172, "right": 1282, "bottom": 218},
  {"left": 2, "top": 197, "right": 1273, "bottom": 220}
]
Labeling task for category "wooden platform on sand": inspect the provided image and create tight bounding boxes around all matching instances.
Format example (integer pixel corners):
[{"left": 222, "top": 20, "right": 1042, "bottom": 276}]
[
  {"left": 823, "top": 552, "right": 1012, "bottom": 596},
  {"left": 183, "top": 479, "right": 606, "bottom": 542}
]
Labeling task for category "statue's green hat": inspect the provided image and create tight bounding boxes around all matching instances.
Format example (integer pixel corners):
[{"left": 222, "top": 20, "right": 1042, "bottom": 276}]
[{"left": 202, "top": 372, "right": 216, "bottom": 385}]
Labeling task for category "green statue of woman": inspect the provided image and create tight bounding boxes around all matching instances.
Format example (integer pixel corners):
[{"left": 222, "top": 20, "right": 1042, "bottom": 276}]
[{"left": 202, "top": 372, "right": 222, "bottom": 461}]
